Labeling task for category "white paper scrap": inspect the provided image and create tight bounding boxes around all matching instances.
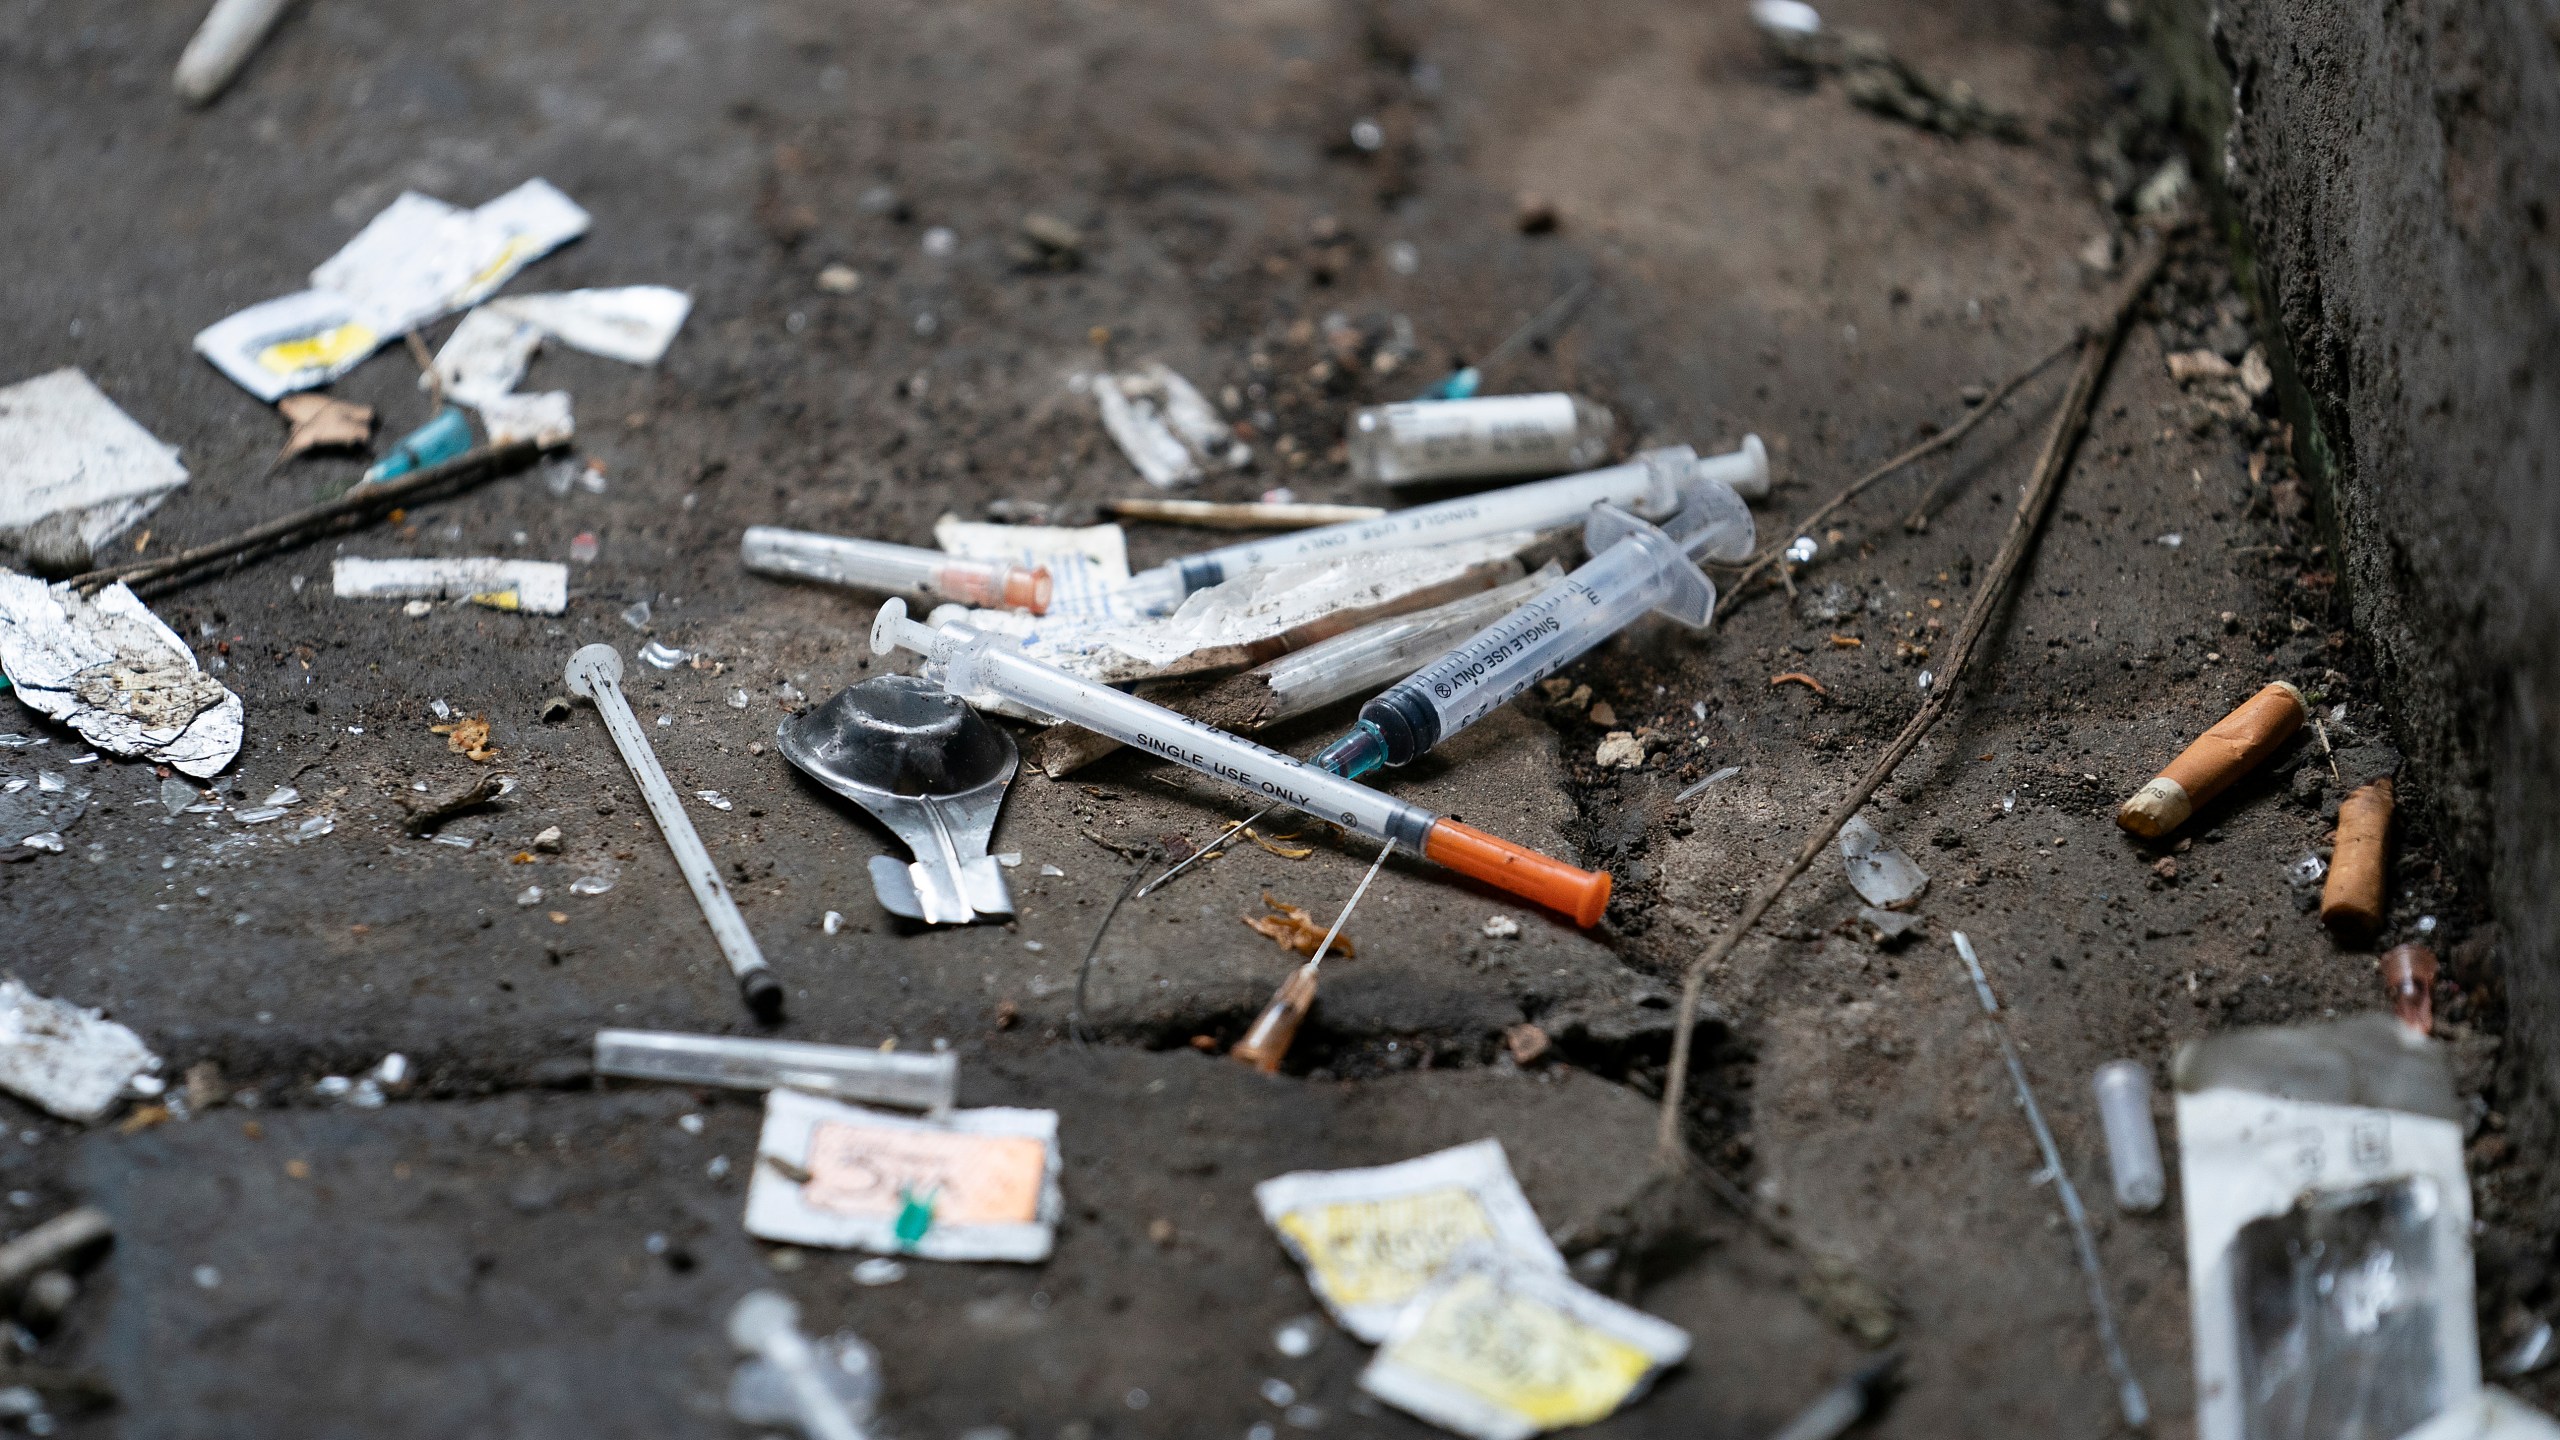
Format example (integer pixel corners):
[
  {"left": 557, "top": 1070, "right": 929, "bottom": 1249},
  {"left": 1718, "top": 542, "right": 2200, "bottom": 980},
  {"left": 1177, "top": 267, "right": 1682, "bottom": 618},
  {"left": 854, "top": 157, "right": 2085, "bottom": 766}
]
[
  {"left": 471, "top": 390, "right": 575, "bottom": 447},
  {"left": 0, "top": 369, "right": 189, "bottom": 559},
  {"left": 1091, "top": 362, "right": 1246, "bottom": 490},
  {"left": 332, "top": 557, "right": 569, "bottom": 614},
  {"left": 0, "top": 572, "right": 242, "bottom": 776},
  {"left": 193, "top": 179, "right": 591, "bottom": 401},
  {"left": 431, "top": 308, "right": 544, "bottom": 405},
  {"left": 486, "top": 286, "right": 693, "bottom": 366},
  {"left": 0, "top": 977, "right": 160, "bottom": 1123},
  {"left": 933, "top": 517, "right": 1132, "bottom": 620}
]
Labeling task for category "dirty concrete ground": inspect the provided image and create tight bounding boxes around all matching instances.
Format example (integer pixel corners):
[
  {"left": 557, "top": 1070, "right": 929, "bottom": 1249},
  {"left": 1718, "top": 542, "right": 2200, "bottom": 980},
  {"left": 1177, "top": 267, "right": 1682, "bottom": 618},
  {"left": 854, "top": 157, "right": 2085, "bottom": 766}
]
[{"left": 0, "top": 0, "right": 2538, "bottom": 1434}]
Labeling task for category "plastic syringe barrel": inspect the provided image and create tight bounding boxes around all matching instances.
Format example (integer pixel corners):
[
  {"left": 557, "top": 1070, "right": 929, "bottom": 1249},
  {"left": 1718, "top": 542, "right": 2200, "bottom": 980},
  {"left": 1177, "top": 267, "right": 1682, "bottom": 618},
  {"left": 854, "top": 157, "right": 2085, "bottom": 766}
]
[
  {"left": 742, "top": 527, "right": 1053, "bottom": 613},
  {"left": 1252, "top": 566, "right": 1560, "bottom": 719},
  {"left": 871, "top": 601, "right": 1610, "bottom": 925},
  {"left": 1119, "top": 444, "right": 1745, "bottom": 612},
  {"left": 1362, "top": 529, "right": 1689, "bottom": 766}
]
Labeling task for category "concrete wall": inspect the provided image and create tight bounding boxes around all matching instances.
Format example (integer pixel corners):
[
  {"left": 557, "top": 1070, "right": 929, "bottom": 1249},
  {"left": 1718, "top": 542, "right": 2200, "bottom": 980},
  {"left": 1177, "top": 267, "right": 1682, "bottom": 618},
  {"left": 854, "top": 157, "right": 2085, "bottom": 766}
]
[{"left": 2141, "top": 0, "right": 2560, "bottom": 1117}]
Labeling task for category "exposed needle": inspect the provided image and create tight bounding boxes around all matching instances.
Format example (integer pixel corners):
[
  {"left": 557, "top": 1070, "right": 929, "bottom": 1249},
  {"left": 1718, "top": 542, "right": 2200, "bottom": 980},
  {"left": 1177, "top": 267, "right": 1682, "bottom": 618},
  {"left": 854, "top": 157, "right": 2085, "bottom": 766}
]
[
  {"left": 1309, "top": 837, "right": 1394, "bottom": 972},
  {"left": 1134, "top": 803, "right": 1273, "bottom": 898}
]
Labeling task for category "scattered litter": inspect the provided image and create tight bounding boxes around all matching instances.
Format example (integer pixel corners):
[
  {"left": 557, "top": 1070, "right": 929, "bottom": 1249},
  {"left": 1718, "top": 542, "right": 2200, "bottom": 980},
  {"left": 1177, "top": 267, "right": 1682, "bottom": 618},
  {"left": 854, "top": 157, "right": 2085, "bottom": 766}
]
[
  {"left": 1593, "top": 733, "right": 1647, "bottom": 770},
  {"left": 2289, "top": 852, "right": 2329, "bottom": 887},
  {"left": 2383, "top": 943, "right": 2438, "bottom": 1035},
  {"left": 638, "top": 640, "right": 690, "bottom": 670},
  {"left": 1951, "top": 933, "right": 2148, "bottom": 1427},
  {"left": 483, "top": 286, "right": 692, "bottom": 366},
  {"left": 0, "top": 370, "right": 189, "bottom": 576},
  {"left": 1481, "top": 916, "right": 1520, "bottom": 940},
  {"left": 1309, "top": 482, "right": 1752, "bottom": 778},
  {"left": 2177, "top": 1016, "right": 2475, "bottom": 1440},
  {"left": 0, "top": 771, "right": 88, "bottom": 854},
  {"left": 2118, "top": 680, "right": 2305, "bottom": 837},
  {"left": 1092, "top": 363, "right": 1245, "bottom": 489},
  {"left": 431, "top": 308, "right": 545, "bottom": 405},
  {"left": 1676, "top": 765, "right": 1743, "bottom": 804},
  {"left": 694, "top": 790, "right": 733, "bottom": 811},
  {"left": 1255, "top": 1139, "right": 1564, "bottom": 1343},
  {"left": 1855, "top": 907, "right": 1923, "bottom": 947},
  {"left": 0, "top": 1206, "right": 112, "bottom": 1295},
  {"left": 0, "top": 575, "right": 242, "bottom": 776},
  {"left": 232, "top": 805, "right": 286, "bottom": 824},
  {"left": 1764, "top": 1350, "right": 1901, "bottom": 1440},
  {"left": 566, "top": 644, "right": 779, "bottom": 1015},
  {"left": 260, "top": 785, "right": 298, "bottom": 808},
  {"left": 568, "top": 875, "right": 614, "bottom": 895},
  {"left": 742, "top": 528, "right": 1052, "bottom": 613},
  {"left": 0, "top": 980, "right": 159, "bottom": 1123},
  {"left": 596, "top": 1028, "right": 955, "bottom": 1112},
  {"left": 173, "top": 0, "right": 295, "bottom": 103},
  {"left": 621, "top": 601, "right": 652, "bottom": 630},
  {"left": 1752, "top": 2, "right": 2024, "bottom": 141},
  {"left": 1360, "top": 1247, "right": 1691, "bottom": 1439},
  {"left": 359, "top": 406, "right": 473, "bottom": 486},
  {"left": 1837, "top": 815, "right": 1928, "bottom": 909},
  {"left": 822, "top": 911, "right": 844, "bottom": 935},
  {"left": 2089, "top": 1061, "right": 2166, "bottom": 1213},
  {"left": 193, "top": 179, "right": 590, "bottom": 401},
  {"left": 932, "top": 516, "right": 1130, "bottom": 620},
  {"left": 430, "top": 714, "right": 497, "bottom": 762},
  {"left": 725, "top": 1290, "right": 878, "bottom": 1440},
  {"left": 850, "top": 1257, "right": 908, "bottom": 1287},
  {"left": 745, "top": 1089, "right": 1061, "bottom": 1261},
  {"left": 331, "top": 557, "right": 568, "bottom": 615},
  {"left": 1245, "top": 893, "right": 1355, "bottom": 960},
  {"left": 1346, "top": 393, "right": 1613, "bottom": 487},
  {"left": 2322, "top": 777, "right": 2395, "bottom": 941},
  {"left": 1785, "top": 535, "right": 1820, "bottom": 564},
  {"left": 778, "top": 676, "right": 1019, "bottom": 926},
  {"left": 1102, "top": 497, "right": 1386, "bottom": 531},
  {"left": 873, "top": 600, "right": 1610, "bottom": 926},
  {"left": 398, "top": 770, "right": 508, "bottom": 835},
  {"left": 569, "top": 533, "right": 600, "bottom": 564}
]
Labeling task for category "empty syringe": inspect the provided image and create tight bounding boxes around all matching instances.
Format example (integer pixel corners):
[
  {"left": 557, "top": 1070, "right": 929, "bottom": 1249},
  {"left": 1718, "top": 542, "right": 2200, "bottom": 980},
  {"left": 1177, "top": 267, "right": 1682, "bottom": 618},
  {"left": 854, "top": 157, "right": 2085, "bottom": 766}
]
[
  {"left": 742, "top": 527, "right": 1054, "bottom": 613},
  {"left": 870, "top": 599, "right": 1612, "bottom": 925},
  {"left": 1313, "top": 478, "right": 1755, "bottom": 779},
  {"left": 1113, "top": 440, "right": 1766, "bottom": 615}
]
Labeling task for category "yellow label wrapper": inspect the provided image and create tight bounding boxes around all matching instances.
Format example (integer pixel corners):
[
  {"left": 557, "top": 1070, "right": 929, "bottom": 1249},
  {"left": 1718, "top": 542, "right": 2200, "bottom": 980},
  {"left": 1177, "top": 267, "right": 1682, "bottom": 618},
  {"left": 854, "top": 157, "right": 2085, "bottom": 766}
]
[
  {"left": 256, "top": 322, "right": 379, "bottom": 377},
  {"left": 467, "top": 589, "right": 522, "bottom": 612},
  {"left": 1276, "top": 1189, "right": 1497, "bottom": 1310}
]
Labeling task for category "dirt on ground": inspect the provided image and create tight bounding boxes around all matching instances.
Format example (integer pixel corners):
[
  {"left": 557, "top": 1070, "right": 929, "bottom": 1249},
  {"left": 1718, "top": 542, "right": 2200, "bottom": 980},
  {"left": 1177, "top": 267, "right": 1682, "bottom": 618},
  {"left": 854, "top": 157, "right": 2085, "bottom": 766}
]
[{"left": 0, "top": 0, "right": 2538, "bottom": 1435}]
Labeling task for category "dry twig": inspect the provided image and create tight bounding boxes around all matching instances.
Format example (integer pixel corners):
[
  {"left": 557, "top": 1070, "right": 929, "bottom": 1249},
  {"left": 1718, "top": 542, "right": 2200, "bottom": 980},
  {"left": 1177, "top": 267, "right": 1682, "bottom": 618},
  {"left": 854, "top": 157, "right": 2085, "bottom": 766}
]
[{"left": 1655, "top": 238, "right": 2173, "bottom": 1166}]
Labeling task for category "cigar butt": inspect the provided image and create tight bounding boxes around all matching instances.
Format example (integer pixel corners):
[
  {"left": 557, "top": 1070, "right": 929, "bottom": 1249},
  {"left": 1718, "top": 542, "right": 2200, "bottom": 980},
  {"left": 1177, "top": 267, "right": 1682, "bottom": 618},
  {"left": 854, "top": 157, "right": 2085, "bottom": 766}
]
[
  {"left": 1230, "top": 964, "right": 1320, "bottom": 1073},
  {"left": 2321, "top": 776, "right": 2394, "bottom": 941},
  {"left": 2117, "top": 681, "right": 2307, "bottom": 837},
  {"left": 2381, "top": 942, "right": 2437, "bottom": 1036}
]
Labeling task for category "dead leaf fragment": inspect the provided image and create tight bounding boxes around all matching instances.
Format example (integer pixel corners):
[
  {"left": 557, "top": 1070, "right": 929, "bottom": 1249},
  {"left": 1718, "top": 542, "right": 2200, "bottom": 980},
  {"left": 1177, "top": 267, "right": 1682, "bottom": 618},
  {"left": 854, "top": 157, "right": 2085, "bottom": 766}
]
[
  {"left": 276, "top": 394, "right": 375, "bottom": 460},
  {"left": 1242, "top": 827, "right": 1313, "bottom": 860},
  {"left": 1771, "top": 672, "right": 1829, "bottom": 696},
  {"left": 1243, "top": 892, "right": 1352, "bottom": 959},
  {"left": 430, "top": 715, "right": 497, "bottom": 762}
]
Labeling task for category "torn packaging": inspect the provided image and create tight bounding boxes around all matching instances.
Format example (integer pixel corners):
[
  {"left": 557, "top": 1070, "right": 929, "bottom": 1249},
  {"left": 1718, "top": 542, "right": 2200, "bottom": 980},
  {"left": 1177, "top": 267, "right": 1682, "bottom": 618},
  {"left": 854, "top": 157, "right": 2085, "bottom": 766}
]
[
  {"left": 483, "top": 286, "right": 692, "bottom": 366},
  {"left": 0, "top": 573, "right": 241, "bottom": 776},
  {"left": 743, "top": 1088, "right": 1062, "bottom": 1262},
  {"left": 192, "top": 179, "right": 590, "bottom": 401},
  {"left": 0, "top": 978, "right": 159, "bottom": 1123},
  {"left": 0, "top": 370, "right": 188, "bottom": 572}
]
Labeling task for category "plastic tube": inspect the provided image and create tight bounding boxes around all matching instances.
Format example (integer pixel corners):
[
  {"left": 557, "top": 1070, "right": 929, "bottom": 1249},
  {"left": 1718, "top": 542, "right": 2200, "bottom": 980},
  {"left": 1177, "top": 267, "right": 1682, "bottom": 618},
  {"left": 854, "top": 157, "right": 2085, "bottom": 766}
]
[
  {"left": 2090, "top": 1060, "right": 2166, "bottom": 1213},
  {"left": 871, "top": 600, "right": 1610, "bottom": 925},
  {"left": 1250, "top": 566, "right": 1560, "bottom": 720},
  {"left": 1115, "top": 441, "right": 1765, "bottom": 614},
  {"left": 593, "top": 1029, "right": 956, "bottom": 1112},
  {"left": 173, "top": 0, "right": 294, "bottom": 104},
  {"left": 1347, "top": 393, "right": 1615, "bottom": 486},
  {"left": 742, "top": 527, "right": 1052, "bottom": 613},
  {"left": 1314, "top": 481, "right": 1754, "bottom": 777}
]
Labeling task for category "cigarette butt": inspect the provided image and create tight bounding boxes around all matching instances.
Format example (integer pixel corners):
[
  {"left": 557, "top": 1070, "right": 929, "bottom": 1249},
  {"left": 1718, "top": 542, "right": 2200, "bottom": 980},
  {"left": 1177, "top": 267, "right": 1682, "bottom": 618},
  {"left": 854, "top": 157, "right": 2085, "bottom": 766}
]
[
  {"left": 2116, "top": 681, "right": 2306, "bottom": 837},
  {"left": 1229, "top": 964, "right": 1319, "bottom": 1074},
  {"left": 2321, "top": 777, "right": 2394, "bottom": 940},
  {"left": 2381, "top": 942, "right": 2437, "bottom": 1035}
]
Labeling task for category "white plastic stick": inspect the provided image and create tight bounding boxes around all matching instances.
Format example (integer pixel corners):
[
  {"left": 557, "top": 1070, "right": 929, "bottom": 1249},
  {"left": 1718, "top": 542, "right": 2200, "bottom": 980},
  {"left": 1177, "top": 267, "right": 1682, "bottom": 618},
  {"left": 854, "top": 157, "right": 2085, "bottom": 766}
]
[
  {"left": 173, "top": 0, "right": 293, "bottom": 104},
  {"left": 565, "top": 645, "right": 778, "bottom": 1015}
]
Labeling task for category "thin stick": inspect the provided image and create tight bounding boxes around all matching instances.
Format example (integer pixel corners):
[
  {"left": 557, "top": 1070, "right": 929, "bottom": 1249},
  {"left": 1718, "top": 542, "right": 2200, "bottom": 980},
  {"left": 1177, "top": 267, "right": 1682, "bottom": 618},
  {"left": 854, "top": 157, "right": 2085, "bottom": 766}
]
[
  {"left": 1654, "top": 239, "right": 2169, "bottom": 1166},
  {"left": 1135, "top": 804, "right": 1273, "bottom": 898},
  {"left": 1071, "top": 854, "right": 1154, "bottom": 1046},
  {"left": 66, "top": 439, "right": 549, "bottom": 596},
  {"left": 1714, "top": 335, "right": 2078, "bottom": 623},
  {"left": 1953, "top": 933, "right": 2150, "bottom": 1428}
]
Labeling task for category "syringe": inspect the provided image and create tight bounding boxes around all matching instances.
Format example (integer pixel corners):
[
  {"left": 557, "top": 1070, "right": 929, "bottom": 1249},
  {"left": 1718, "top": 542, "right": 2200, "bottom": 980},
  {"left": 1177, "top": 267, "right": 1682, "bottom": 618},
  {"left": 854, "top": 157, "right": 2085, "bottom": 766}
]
[
  {"left": 1312, "top": 479, "right": 1755, "bottom": 779},
  {"left": 1113, "top": 440, "right": 1767, "bottom": 615},
  {"left": 742, "top": 527, "right": 1054, "bottom": 614},
  {"left": 870, "top": 599, "right": 1612, "bottom": 926}
]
